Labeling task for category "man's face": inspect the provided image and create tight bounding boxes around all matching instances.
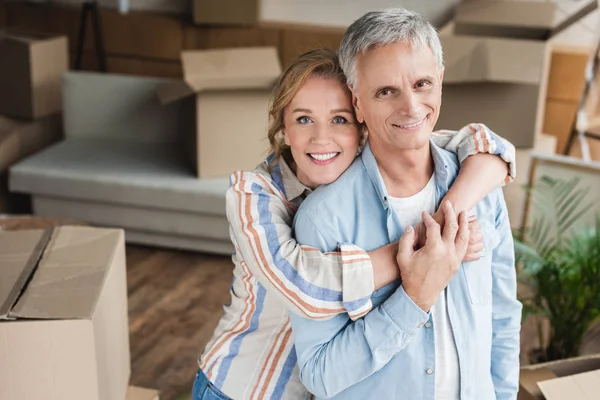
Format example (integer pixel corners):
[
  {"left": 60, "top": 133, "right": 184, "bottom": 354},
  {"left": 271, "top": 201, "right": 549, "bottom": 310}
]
[{"left": 352, "top": 42, "right": 443, "bottom": 151}]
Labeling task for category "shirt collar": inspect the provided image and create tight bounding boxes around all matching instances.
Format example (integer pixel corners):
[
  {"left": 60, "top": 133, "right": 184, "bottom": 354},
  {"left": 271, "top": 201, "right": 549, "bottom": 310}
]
[
  {"left": 360, "top": 139, "right": 459, "bottom": 209},
  {"left": 268, "top": 154, "right": 311, "bottom": 201}
]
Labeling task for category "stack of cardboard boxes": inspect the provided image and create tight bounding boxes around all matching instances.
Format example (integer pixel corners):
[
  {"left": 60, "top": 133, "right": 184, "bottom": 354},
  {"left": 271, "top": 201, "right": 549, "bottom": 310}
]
[
  {"left": 437, "top": 0, "right": 598, "bottom": 229},
  {"left": 0, "top": 30, "right": 66, "bottom": 213}
]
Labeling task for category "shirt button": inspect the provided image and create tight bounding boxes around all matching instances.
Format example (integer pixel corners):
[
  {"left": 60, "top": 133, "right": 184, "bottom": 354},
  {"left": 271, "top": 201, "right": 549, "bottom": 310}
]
[
  {"left": 425, "top": 322, "right": 432, "bottom": 328},
  {"left": 418, "top": 322, "right": 424, "bottom": 328},
  {"left": 426, "top": 368, "right": 434, "bottom": 375}
]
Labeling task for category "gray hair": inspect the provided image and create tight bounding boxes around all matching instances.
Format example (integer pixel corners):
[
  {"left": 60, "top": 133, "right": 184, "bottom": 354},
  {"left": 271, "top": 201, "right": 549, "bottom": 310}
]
[{"left": 339, "top": 8, "right": 444, "bottom": 88}]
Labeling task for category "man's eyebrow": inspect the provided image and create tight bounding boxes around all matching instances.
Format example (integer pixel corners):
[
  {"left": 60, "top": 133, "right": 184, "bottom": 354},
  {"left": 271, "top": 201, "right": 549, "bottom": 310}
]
[
  {"left": 292, "top": 108, "right": 312, "bottom": 113},
  {"left": 418, "top": 75, "right": 436, "bottom": 82},
  {"left": 330, "top": 108, "right": 353, "bottom": 114}
]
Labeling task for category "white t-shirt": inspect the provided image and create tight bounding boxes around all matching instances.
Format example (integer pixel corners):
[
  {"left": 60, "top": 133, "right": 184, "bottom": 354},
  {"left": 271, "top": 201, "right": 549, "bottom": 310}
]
[{"left": 387, "top": 173, "right": 460, "bottom": 400}]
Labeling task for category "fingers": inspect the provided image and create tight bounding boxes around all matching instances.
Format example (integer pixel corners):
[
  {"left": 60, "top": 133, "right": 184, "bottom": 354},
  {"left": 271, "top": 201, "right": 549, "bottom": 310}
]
[
  {"left": 413, "top": 223, "right": 422, "bottom": 249},
  {"left": 463, "top": 252, "right": 482, "bottom": 262},
  {"left": 455, "top": 211, "right": 470, "bottom": 256},
  {"left": 398, "top": 225, "right": 416, "bottom": 260},
  {"left": 464, "top": 240, "right": 484, "bottom": 261},
  {"left": 441, "top": 200, "right": 459, "bottom": 243},
  {"left": 422, "top": 211, "right": 441, "bottom": 245}
]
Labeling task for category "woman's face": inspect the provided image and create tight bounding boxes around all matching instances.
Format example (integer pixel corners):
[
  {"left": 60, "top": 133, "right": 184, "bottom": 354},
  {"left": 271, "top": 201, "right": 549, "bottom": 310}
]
[{"left": 283, "top": 76, "right": 360, "bottom": 189}]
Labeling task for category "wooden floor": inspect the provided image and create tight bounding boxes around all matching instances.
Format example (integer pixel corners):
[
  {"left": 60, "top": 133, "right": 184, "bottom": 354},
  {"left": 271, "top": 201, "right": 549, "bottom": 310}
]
[{"left": 125, "top": 245, "right": 233, "bottom": 400}]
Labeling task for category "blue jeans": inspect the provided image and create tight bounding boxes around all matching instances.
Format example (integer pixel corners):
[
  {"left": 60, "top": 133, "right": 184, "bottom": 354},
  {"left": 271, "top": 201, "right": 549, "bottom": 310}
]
[{"left": 192, "top": 368, "right": 232, "bottom": 400}]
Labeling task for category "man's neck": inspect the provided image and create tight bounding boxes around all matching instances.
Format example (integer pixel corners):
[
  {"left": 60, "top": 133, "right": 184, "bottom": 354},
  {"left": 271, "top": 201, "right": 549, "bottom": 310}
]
[{"left": 370, "top": 138, "right": 434, "bottom": 198}]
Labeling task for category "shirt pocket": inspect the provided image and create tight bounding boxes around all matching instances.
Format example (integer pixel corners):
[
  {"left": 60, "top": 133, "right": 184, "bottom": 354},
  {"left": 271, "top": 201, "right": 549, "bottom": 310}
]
[{"left": 462, "top": 228, "right": 499, "bottom": 306}]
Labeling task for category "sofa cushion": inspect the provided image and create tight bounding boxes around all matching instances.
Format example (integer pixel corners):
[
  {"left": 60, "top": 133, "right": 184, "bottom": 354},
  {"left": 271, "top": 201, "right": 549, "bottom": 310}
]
[
  {"left": 31, "top": 195, "right": 233, "bottom": 255},
  {"left": 10, "top": 138, "right": 231, "bottom": 215}
]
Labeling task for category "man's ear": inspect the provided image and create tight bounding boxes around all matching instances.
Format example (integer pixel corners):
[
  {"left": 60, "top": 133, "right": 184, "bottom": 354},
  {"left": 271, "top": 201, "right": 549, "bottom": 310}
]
[
  {"left": 352, "top": 88, "right": 365, "bottom": 124},
  {"left": 438, "top": 66, "right": 445, "bottom": 85}
]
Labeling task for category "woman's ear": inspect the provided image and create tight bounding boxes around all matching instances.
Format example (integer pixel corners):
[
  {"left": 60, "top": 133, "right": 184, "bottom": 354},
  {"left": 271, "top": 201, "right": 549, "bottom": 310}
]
[{"left": 282, "top": 130, "right": 291, "bottom": 146}]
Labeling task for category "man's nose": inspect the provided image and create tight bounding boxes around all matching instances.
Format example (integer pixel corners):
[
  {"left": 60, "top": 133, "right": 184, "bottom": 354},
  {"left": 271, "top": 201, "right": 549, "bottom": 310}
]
[{"left": 396, "top": 91, "right": 419, "bottom": 116}]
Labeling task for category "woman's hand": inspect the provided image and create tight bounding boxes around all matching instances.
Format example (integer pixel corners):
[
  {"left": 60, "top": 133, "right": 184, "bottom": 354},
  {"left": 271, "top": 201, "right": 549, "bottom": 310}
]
[{"left": 416, "top": 213, "right": 484, "bottom": 262}]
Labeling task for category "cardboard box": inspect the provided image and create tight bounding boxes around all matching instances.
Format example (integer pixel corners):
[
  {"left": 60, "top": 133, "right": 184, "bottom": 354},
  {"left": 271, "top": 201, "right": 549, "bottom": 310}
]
[
  {"left": 543, "top": 99, "right": 579, "bottom": 154},
  {"left": 193, "top": 0, "right": 260, "bottom": 26},
  {"left": 546, "top": 45, "right": 590, "bottom": 102},
  {"left": 184, "top": 25, "right": 281, "bottom": 52},
  {"left": 93, "top": 9, "right": 183, "bottom": 60},
  {"left": 438, "top": 0, "right": 597, "bottom": 149},
  {"left": 0, "top": 226, "right": 130, "bottom": 400},
  {"left": 76, "top": 52, "right": 183, "bottom": 78},
  {"left": 518, "top": 354, "right": 600, "bottom": 400},
  {"left": 436, "top": 34, "right": 550, "bottom": 148},
  {"left": 280, "top": 26, "right": 345, "bottom": 68},
  {"left": 454, "top": 0, "right": 598, "bottom": 40},
  {"left": 53, "top": 0, "right": 187, "bottom": 15},
  {"left": 0, "top": 114, "right": 63, "bottom": 212},
  {"left": 0, "top": 31, "right": 68, "bottom": 120},
  {"left": 158, "top": 47, "right": 281, "bottom": 178},
  {"left": 6, "top": 3, "right": 183, "bottom": 60},
  {"left": 127, "top": 386, "right": 160, "bottom": 400},
  {"left": 4, "top": 2, "right": 79, "bottom": 52}
]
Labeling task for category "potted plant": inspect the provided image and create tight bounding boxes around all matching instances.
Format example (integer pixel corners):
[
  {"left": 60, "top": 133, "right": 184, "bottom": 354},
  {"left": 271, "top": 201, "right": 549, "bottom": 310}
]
[{"left": 514, "top": 176, "right": 600, "bottom": 363}]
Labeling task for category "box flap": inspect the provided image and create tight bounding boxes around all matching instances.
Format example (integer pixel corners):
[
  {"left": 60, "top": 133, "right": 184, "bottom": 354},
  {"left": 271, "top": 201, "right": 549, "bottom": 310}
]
[
  {"left": 538, "top": 370, "right": 600, "bottom": 399},
  {"left": 8, "top": 226, "right": 124, "bottom": 320},
  {"left": 519, "top": 367, "right": 557, "bottom": 399},
  {"left": 441, "top": 35, "right": 545, "bottom": 84},
  {"left": 0, "top": 29, "right": 67, "bottom": 44},
  {"left": 455, "top": 0, "right": 598, "bottom": 39},
  {"left": 0, "top": 229, "right": 51, "bottom": 319},
  {"left": 158, "top": 47, "right": 281, "bottom": 104}
]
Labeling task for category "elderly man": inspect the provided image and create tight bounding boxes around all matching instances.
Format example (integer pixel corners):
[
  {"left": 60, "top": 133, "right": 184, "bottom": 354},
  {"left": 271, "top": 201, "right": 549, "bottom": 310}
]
[{"left": 290, "top": 8, "right": 522, "bottom": 400}]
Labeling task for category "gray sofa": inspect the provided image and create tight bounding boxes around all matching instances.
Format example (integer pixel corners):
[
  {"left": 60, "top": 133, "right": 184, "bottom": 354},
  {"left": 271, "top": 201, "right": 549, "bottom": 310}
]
[{"left": 10, "top": 72, "right": 233, "bottom": 255}]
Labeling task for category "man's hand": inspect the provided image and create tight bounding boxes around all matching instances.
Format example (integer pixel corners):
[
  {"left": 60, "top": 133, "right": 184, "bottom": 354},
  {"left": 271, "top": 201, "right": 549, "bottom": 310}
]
[
  {"left": 396, "top": 200, "right": 469, "bottom": 312},
  {"left": 416, "top": 212, "right": 484, "bottom": 262}
]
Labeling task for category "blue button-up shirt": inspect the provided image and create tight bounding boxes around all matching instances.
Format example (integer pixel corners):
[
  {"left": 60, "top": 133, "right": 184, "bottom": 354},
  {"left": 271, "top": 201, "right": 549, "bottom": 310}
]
[{"left": 290, "top": 140, "right": 522, "bottom": 400}]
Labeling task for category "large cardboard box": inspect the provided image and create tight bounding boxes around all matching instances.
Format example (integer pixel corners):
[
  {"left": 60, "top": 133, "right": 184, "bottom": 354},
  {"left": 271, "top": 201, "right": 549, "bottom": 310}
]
[
  {"left": 437, "top": 34, "right": 550, "bottom": 148},
  {"left": 0, "top": 226, "right": 130, "bottom": 400},
  {"left": 518, "top": 354, "right": 600, "bottom": 400},
  {"left": 0, "top": 31, "right": 68, "bottom": 120},
  {"left": 280, "top": 25, "right": 345, "bottom": 68},
  {"left": 158, "top": 47, "right": 281, "bottom": 178},
  {"left": 0, "top": 114, "right": 63, "bottom": 212},
  {"left": 454, "top": 0, "right": 598, "bottom": 40}
]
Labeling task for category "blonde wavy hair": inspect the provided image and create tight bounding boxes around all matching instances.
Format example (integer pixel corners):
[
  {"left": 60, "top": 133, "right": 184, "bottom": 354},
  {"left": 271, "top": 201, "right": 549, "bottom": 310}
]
[{"left": 267, "top": 49, "right": 363, "bottom": 169}]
